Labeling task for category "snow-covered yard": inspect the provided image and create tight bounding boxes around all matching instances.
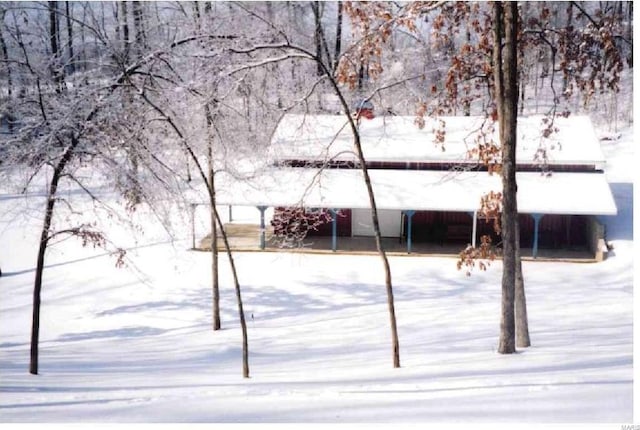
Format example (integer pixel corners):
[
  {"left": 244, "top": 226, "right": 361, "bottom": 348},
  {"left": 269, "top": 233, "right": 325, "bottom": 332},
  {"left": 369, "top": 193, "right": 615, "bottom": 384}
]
[{"left": 0, "top": 126, "right": 634, "bottom": 423}]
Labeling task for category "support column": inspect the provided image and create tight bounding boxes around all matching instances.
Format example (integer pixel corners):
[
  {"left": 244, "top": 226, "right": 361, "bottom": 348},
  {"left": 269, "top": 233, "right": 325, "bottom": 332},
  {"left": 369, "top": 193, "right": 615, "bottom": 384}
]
[
  {"left": 329, "top": 209, "right": 338, "bottom": 252},
  {"left": 404, "top": 210, "right": 416, "bottom": 254},
  {"left": 467, "top": 211, "right": 478, "bottom": 247},
  {"left": 257, "top": 206, "right": 268, "bottom": 250},
  {"left": 472, "top": 211, "right": 478, "bottom": 248},
  {"left": 532, "top": 213, "right": 542, "bottom": 259},
  {"left": 190, "top": 203, "right": 197, "bottom": 250}
]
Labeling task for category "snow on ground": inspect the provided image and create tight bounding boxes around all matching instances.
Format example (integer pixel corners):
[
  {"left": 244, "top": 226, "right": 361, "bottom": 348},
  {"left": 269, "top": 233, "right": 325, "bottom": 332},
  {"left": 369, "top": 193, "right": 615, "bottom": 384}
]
[{"left": 0, "top": 123, "right": 634, "bottom": 423}]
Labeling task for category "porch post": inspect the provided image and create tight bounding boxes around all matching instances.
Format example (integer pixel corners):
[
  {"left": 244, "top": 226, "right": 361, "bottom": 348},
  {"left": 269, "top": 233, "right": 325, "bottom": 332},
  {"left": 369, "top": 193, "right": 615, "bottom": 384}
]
[
  {"left": 404, "top": 210, "right": 416, "bottom": 254},
  {"left": 257, "top": 205, "right": 268, "bottom": 250},
  {"left": 329, "top": 209, "right": 338, "bottom": 252},
  {"left": 190, "top": 203, "right": 197, "bottom": 250},
  {"left": 532, "top": 213, "right": 542, "bottom": 259},
  {"left": 472, "top": 211, "right": 477, "bottom": 248}
]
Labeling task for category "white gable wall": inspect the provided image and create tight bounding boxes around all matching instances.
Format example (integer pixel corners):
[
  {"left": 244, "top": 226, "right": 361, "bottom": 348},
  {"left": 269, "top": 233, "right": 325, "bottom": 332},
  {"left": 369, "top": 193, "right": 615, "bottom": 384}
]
[{"left": 352, "top": 209, "right": 402, "bottom": 237}]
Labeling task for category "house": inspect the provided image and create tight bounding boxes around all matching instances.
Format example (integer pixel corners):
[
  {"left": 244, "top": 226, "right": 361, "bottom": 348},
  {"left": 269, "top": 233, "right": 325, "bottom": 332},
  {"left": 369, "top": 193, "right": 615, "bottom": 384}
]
[{"left": 215, "top": 113, "right": 616, "bottom": 260}]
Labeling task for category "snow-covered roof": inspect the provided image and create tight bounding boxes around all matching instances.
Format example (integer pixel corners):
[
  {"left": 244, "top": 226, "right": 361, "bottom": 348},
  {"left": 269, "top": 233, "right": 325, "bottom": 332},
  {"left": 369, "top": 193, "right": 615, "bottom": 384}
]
[
  {"left": 270, "top": 114, "right": 607, "bottom": 168},
  {"left": 217, "top": 168, "right": 617, "bottom": 216}
]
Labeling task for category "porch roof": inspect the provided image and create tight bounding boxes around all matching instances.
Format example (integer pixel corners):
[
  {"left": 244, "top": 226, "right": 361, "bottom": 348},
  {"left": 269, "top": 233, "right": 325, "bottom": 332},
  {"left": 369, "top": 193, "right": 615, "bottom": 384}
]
[{"left": 216, "top": 168, "right": 617, "bottom": 216}]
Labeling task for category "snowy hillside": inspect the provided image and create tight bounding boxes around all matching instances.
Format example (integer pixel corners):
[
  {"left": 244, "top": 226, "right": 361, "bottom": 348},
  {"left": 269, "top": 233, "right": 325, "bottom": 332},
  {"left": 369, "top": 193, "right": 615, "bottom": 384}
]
[{"left": 0, "top": 122, "right": 634, "bottom": 423}]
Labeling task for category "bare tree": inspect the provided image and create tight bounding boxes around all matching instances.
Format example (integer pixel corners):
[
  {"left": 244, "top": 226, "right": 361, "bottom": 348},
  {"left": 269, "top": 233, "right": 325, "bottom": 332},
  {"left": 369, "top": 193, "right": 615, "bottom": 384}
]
[
  {"left": 130, "top": 81, "right": 251, "bottom": 377},
  {"left": 191, "top": 1, "right": 221, "bottom": 331},
  {"left": 227, "top": 38, "right": 403, "bottom": 367},
  {"left": 104, "top": 3, "right": 252, "bottom": 374},
  {"left": 225, "top": 1, "right": 449, "bottom": 369},
  {"left": 1, "top": 3, "right": 195, "bottom": 374},
  {"left": 329, "top": 0, "right": 627, "bottom": 353}
]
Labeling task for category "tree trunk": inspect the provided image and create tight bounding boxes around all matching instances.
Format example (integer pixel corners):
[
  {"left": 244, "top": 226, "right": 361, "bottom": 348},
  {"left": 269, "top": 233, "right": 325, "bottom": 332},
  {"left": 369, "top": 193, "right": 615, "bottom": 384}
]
[
  {"left": 205, "top": 105, "right": 221, "bottom": 331},
  {"left": 286, "top": 3, "right": 300, "bottom": 92},
  {"left": 193, "top": 1, "right": 202, "bottom": 23},
  {"left": 55, "top": 8, "right": 62, "bottom": 56},
  {"left": 114, "top": 1, "right": 120, "bottom": 41},
  {"left": 30, "top": 139, "right": 78, "bottom": 375},
  {"left": 196, "top": 1, "right": 220, "bottom": 324},
  {"left": 122, "top": 88, "right": 141, "bottom": 206},
  {"left": 463, "top": 21, "right": 472, "bottom": 116},
  {"left": 333, "top": 1, "right": 343, "bottom": 72},
  {"left": 494, "top": 1, "right": 518, "bottom": 355},
  {"left": 128, "top": 145, "right": 141, "bottom": 206},
  {"left": 79, "top": 3, "right": 87, "bottom": 71},
  {"left": 344, "top": 115, "right": 399, "bottom": 367},
  {"left": 209, "top": 176, "right": 220, "bottom": 330},
  {"left": 65, "top": 1, "right": 74, "bottom": 75},
  {"left": 312, "top": 2, "right": 323, "bottom": 77},
  {"left": 562, "top": 2, "right": 573, "bottom": 93},
  {"left": 627, "top": 1, "right": 633, "bottom": 67},
  {"left": 358, "top": 62, "right": 367, "bottom": 90},
  {"left": 519, "top": 77, "right": 525, "bottom": 115},
  {"left": 30, "top": 196, "right": 55, "bottom": 375},
  {"left": 48, "top": 1, "right": 64, "bottom": 91},
  {"left": 353, "top": 128, "right": 400, "bottom": 367},
  {"left": 320, "top": 47, "right": 400, "bottom": 368},
  {"left": 1, "top": 8, "right": 13, "bottom": 102},
  {"left": 213, "top": 195, "right": 248, "bottom": 378},
  {"left": 515, "top": 217, "right": 531, "bottom": 347},
  {"left": 132, "top": 1, "right": 146, "bottom": 56},
  {"left": 119, "top": 1, "right": 130, "bottom": 64},
  {"left": 124, "top": 2, "right": 144, "bottom": 206}
]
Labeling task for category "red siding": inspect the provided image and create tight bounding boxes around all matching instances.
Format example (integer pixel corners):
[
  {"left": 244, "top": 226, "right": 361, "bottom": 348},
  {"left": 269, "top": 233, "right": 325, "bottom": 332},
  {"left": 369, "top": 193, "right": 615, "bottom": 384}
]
[
  {"left": 404, "top": 212, "right": 587, "bottom": 250},
  {"left": 404, "top": 211, "right": 473, "bottom": 244},
  {"left": 274, "top": 206, "right": 588, "bottom": 250},
  {"left": 538, "top": 214, "right": 587, "bottom": 249}
]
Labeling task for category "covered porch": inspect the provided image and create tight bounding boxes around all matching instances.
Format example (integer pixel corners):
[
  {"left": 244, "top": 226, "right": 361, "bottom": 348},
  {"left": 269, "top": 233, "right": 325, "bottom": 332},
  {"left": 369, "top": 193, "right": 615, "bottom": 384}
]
[
  {"left": 209, "top": 168, "right": 616, "bottom": 262},
  {"left": 196, "top": 221, "right": 598, "bottom": 262}
]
